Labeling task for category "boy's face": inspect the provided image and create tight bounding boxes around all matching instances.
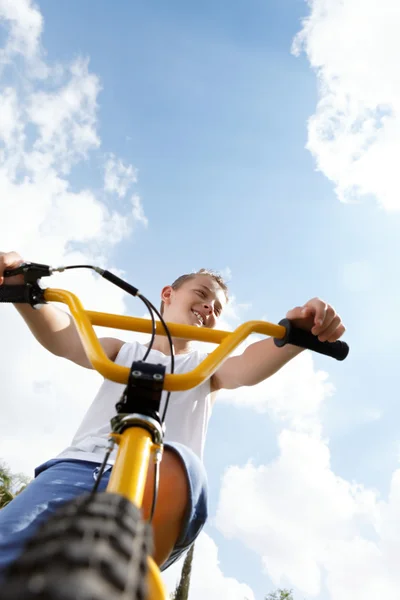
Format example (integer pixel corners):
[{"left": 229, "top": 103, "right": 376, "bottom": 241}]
[{"left": 161, "top": 275, "right": 226, "bottom": 329}]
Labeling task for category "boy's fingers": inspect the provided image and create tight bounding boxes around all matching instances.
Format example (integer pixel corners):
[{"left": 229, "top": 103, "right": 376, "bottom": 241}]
[
  {"left": 286, "top": 306, "right": 305, "bottom": 320},
  {"left": 318, "top": 316, "right": 342, "bottom": 342},
  {"left": 303, "top": 299, "right": 327, "bottom": 333},
  {"left": 0, "top": 251, "right": 24, "bottom": 286}
]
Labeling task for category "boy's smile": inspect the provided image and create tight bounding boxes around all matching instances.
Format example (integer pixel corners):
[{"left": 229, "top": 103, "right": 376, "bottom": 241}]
[{"left": 191, "top": 309, "right": 205, "bottom": 326}]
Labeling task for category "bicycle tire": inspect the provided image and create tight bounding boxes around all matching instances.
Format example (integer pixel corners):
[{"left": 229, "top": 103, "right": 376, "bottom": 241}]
[{"left": 2, "top": 492, "right": 153, "bottom": 600}]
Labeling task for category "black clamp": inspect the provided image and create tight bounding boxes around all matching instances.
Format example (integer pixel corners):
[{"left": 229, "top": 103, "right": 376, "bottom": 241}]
[{"left": 115, "top": 361, "right": 166, "bottom": 418}]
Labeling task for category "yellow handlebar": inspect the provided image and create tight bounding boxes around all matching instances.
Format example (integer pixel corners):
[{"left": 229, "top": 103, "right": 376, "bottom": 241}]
[{"left": 45, "top": 288, "right": 286, "bottom": 391}]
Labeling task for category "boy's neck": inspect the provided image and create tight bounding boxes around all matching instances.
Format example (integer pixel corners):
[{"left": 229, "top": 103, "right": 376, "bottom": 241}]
[{"left": 145, "top": 334, "right": 192, "bottom": 356}]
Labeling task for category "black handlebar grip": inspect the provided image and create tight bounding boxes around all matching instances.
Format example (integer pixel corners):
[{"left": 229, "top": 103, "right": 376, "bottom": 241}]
[
  {"left": 0, "top": 285, "right": 32, "bottom": 303},
  {"left": 274, "top": 318, "right": 349, "bottom": 361},
  {"left": 0, "top": 284, "right": 46, "bottom": 305}
]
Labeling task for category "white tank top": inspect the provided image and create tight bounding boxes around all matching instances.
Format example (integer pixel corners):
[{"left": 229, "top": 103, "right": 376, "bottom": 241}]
[{"left": 56, "top": 342, "right": 213, "bottom": 463}]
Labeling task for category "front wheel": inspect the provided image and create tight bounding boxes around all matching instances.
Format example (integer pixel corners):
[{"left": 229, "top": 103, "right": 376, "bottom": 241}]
[{"left": 2, "top": 492, "right": 153, "bottom": 600}]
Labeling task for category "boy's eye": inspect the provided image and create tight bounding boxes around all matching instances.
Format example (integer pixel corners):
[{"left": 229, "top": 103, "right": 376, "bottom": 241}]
[{"left": 196, "top": 290, "right": 207, "bottom": 298}]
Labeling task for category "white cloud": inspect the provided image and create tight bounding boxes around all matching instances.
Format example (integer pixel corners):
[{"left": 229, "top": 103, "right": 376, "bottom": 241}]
[
  {"left": 0, "top": 0, "right": 146, "bottom": 475},
  {"left": 214, "top": 429, "right": 398, "bottom": 599},
  {"left": 104, "top": 153, "right": 137, "bottom": 198},
  {"left": 208, "top": 309, "right": 397, "bottom": 600},
  {"left": 218, "top": 350, "right": 334, "bottom": 435},
  {"left": 0, "top": 87, "right": 23, "bottom": 145},
  {"left": 162, "top": 533, "right": 255, "bottom": 600},
  {"left": 213, "top": 340, "right": 400, "bottom": 599},
  {"left": 0, "top": 0, "right": 43, "bottom": 64},
  {"left": 27, "top": 58, "right": 101, "bottom": 172},
  {"left": 219, "top": 266, "right": 232, "bottom": 282},
  {"left": 131, "top": 193, "right": 148, "bottom": 227},
  {"left": 293, "top": 0, "right": 400, "bottom": 210},
  {"left": 363, "top": 408, "right": 382, "bottom": 423},
  {"left": 221, "top": 294, "right": 251, "bottom": 326}
]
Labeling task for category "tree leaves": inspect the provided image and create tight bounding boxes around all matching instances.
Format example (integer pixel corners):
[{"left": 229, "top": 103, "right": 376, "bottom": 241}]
[
  {"left": 171, "top": 544, "right": 195, "bottom": 600},
  {"left": 0, "top": 460, "right": 31, "bottom": 509},
  {"left": 265, "top": 589, "right": 294, "bottom": 600}
]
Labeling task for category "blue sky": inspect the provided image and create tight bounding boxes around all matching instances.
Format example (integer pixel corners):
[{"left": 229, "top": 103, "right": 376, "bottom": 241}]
[{"left": 1, "top": 1, "right": 400, "bottom": 598}]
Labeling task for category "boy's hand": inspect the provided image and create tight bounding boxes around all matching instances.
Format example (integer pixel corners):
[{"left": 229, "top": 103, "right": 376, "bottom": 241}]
[
  {"left": 286, "top": 298, "right": 345, "bottom": 343},
  {"left": 0, "top": 251, "right": 25, "bottom": 286}
]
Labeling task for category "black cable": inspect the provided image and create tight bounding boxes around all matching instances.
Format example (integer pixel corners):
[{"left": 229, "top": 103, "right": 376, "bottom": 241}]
[
  {"left": 62, "top": 265, "right": 97, "bottom": 271},
  {"left": 149, "top": 459, "right": 160, "bottom": 523},
  {"left": 135, "top": 295, "right": 175, "bottom": 523},
  {"left": 137, "top": 294, "right": 174, "bottom": 423},
  {"left": 90, "top": 445, "right": 113, "bottom": 494},
  {"left": 60, "top": 265, "right": 157, "bottom": 360},
  {"left": 139, "top": 296, "right": 157, "bottom": 362},
  {"left": 59, "top": 265, "right": 175, "bottom": 422},
  {"left": 137, "top": 294, "right": 174, "bottom": 368}
]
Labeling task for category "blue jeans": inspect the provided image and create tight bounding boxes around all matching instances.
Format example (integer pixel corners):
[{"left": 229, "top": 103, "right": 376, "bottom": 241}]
[{"left": 0, "top": 442, "right": 208, "bottom": 574}]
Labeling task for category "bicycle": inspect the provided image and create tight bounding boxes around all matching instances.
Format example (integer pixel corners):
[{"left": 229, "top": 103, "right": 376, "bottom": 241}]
[{"left": 0, "top": 261, "right": 349, "bottom": 599}]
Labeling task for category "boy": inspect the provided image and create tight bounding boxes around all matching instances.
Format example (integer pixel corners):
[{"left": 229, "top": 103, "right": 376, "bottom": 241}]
[{"left": 0, "top": 250, "right": 345, "bottom": 571}]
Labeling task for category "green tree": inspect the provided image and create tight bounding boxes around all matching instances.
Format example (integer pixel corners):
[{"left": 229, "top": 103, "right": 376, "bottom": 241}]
[
  {"left": 170, "top": 544, "right": 195, "bottom": 600},
  {"left": 0, "top": 465, "right": 14, "bottom": 509},
  {"left": 0, "top": 461, "right": 30, "bottom": 509},
  {"left": 265, "top": 589, "right": 294, "bottom": 600}
]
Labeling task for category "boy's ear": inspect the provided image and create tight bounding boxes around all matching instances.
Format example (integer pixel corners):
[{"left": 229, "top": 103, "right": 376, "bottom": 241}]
[{"left": 161, "top": 285, "right": 173, "bottom": 306}]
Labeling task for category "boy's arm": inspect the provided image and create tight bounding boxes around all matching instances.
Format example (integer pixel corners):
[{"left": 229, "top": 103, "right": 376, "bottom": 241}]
[
  {"left": 0, "top": 251, "right": 123, "bottom": 368},
  {"left": 211, "top": 298, "right": 345, "bottom": 391},
  {"left": 15, "top": 303, "right": 124, "bottom": 368},
  {"left": 211, "top": 337, "right": 303, "bottom": 390}
]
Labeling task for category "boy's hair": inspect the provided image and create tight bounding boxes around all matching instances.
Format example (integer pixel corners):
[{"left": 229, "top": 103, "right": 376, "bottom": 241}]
[{"left": 160, "top": 268, "right": 229, "bottom": 315}]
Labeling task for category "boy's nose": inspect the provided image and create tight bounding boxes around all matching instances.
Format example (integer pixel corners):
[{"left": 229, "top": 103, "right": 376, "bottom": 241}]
[{"left": 203, "top": 304, "right": 213, "bottom": 316}]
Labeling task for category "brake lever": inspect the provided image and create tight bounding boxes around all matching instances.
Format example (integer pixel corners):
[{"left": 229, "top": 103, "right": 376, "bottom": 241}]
[{"left": 4, "top": 262, "right": 53, "bottom": 283}]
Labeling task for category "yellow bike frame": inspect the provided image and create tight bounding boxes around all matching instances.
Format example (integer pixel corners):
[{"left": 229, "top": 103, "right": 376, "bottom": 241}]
[{"left": 44, "top": 288, "right": 287, "bottom": 599}]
